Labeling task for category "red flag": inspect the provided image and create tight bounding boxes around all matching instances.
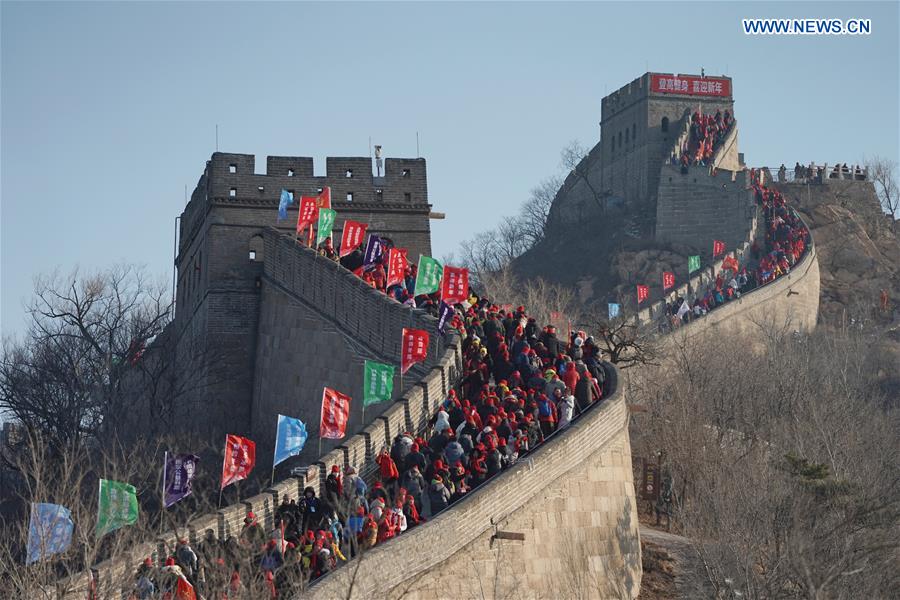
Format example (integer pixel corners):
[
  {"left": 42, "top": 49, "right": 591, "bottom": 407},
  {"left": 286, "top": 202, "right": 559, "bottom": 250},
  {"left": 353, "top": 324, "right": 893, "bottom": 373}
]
[
  {"left": 320, "top": 387, "right": 351, "bottom": 439},
  {"left": 386, "top": 248, "right": 408, "bottom": 288},
  {"left": 401, "top": 327, "right": 430, "bottom": 374},
  {"left": 340, "top": 221, "right": 368, "bottom": 257},
  {"left": 440, "top": 266, "right": 469, "bottom": 305},
  {"left": 637, "top": 285, "right": 649, "bottom": 303},
  {"left": 722, "top": 255, "right": 740, "bottom": 272},
  {"left": 221, "top": 434, "right": 256, "bottom": 489},
  {"left": 713, "top": 240, "right": 726, "bottom": 257},
  {"left": 663, "top": 272, "right": 675, "bottom": 290},
  {"left": 175, "top": 578, "right": 197, "bottom": 600},
  {"left": 316, "top": 187, "right": 331, "bottom": 211},
  {"left": 296, "top": 196, "right": 318, "bottom": 233}
]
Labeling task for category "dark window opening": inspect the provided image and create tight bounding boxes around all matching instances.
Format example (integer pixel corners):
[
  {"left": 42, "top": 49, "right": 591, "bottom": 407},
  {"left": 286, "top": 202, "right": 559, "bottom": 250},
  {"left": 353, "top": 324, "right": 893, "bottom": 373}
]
[
  {"left": 229, "top": 188, "right": 236, "bottom": 197},
  {"left": 257, "top": 186, "right": 264, "bottom": 192},
  {"left": 376, "top": 189, "right": 383, "bottom": 201},
  {"left": 249, "top": 250, "right": 256, "bottom": 261},
  {"left": 401, "top": 169, "right": 410, "bottom": 178},
  {"left": 347, "top": 192, "right": 354, "bottom": 202},
  {"left": 288, "top": 169, "right": 294, "bottom": 177},
  {"left": 661, "top": 117, "right": 669, "bottom": 133},
  {"left": 229, "top": 164, "right": 237, "bottom": 173},
  {"left": 345, "top": 169, "right": 353, "bottom": 178},
  {"left": 404, "top": 192, "right": 412, "bottom": 202},
  {"left": 317, "top": 187, "right": 323, "bottom": 194}
]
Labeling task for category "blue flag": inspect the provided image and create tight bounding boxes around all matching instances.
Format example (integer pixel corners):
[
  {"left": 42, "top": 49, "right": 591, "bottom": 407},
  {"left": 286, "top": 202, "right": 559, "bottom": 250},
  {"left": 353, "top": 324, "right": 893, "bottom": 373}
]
[
  {"left": 274, "top": 414, "right": 308, "bottom": 468},
  {"left": 608, "top": 303, "right": 621, "bottom": 320},
  {"left": 362, "top": 235, "right": 384, "bottom": 271},
  {"left": 278, "top": 189, "right": 294, "bottom": 221},
  {"left": 438, "top": 301, "right": 453, "bottom": 335},
  {"left": 26, "top": 503, "right": 73, "bottom": 564}
]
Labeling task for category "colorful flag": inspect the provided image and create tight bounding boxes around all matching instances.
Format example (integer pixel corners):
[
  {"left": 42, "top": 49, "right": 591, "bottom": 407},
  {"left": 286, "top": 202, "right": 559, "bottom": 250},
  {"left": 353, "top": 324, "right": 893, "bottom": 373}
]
[
  {"left": 637, "top": 285, "right": 649, "bottom": 304},
  {"left": 676, "top": 300, "right": 691, "bottom": 319},
  {"left": 278, "top": 189, "right": 293, "bottom": 221},
  {"left": 320, "top": 387, "right": 351, "bottom": 439},
  {"left": 296, "top": 196, "right": 318, "bottom": 233},
  {"left": 96, "top": 479, "right": 139, "bottom": 538},
  {"left": 316, "top": 208, "right": 337, "bottom": 245},
  {"left": 713, "top": 240, "right": 726, "bottom": 257},
  {"left": 175, "top": 577, "right": 197, "bottom": 600},
  {"left": 438, "top": 301, "right": 453, "bottom": 335},
  {"left": 722, "top": 255, "right": 740, "bottom": 272},
  {"left": 363, "top": 361, "right": 395, "bottom": 406},
  {"left": 440, "top": 266, "right": 469, "bottom": 305},
  {"left": 221, "top": 435, "right": 256, "bottom": 490},
  {"left": 688, "top": 255, "right": 701, "bottom": 273},
  {"left": 363, "top": 235, "right": 384, "bottom": 270},
  {"left": 386, "top": 248, "right": 408, "bottom": 288},
  {"left": 414, "top": 255, "right": 443, "bottom": 296},
  {"left": 163, "top": 452, "right": 199, "bottom": 508},
  {"left": 273, "top": 415, "right": 308, "bottom": 468},
  {"left": 26, "top": 503, "right": 73, "bottom": 564},
  {"left": 401, "top": 327, "right": 430, "bottom": 374},
  {"left": 608, "top": 303, "right": 621, "bottom": 320},
  {"left": 316, "top": 186, "right": 332, "bottom": 210},
  {"left": 340, "top": 221, "right": 368, "bottom": 257},
  {"left": 663, "top": 272, "right": 675, "bottom": 290}
]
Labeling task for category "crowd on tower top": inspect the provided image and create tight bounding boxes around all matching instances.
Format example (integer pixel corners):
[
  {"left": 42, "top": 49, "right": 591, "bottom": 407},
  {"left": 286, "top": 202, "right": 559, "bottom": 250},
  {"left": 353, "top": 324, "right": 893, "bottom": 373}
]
[{"left": 671, "top": 109, "right": 734, "bottom": 168}]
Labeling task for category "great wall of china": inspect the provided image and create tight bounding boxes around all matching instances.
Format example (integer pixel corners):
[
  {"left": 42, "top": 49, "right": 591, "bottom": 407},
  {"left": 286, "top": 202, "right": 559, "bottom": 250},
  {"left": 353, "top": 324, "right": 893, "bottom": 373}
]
[{"left": 56, "top": 73, "right": 831, "bottom": 599}]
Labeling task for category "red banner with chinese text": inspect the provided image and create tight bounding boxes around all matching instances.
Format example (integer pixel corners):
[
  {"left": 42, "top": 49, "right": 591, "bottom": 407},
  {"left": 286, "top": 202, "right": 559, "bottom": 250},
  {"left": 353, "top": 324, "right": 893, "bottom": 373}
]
[
  {"left": 401, "top": 328, "right": 430, "bottom": 374},
  {"left": 663, "top": 272, "right": 675, "bottom": 290},
  {"left": 320, "top": 387, "right": 351, "bottom": 439},
  {"left": 650, "top": 74, "right": 731, "bottom": 97},
  {"left": 221, "top": 434, "right": 256, "bottom": 489},
  {"left": 441, "top": 266, "right": 469, "bottom": 305},
  {"left": 340, "top": 221, "right": 368, "bottom": 257},
  {"left": 386, "top": 248, "right": 408, "bottom": 288},
  {"left": 637, "top": 285, "right": 649, "bottom": 304},
  {"left": 713, "top": 240, "right": 726, "bottom": 257}
]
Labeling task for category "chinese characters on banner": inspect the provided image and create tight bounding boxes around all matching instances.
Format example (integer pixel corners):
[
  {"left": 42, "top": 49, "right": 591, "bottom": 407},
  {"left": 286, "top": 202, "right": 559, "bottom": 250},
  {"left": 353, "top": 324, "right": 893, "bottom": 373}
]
[
  {"left": 320, "top": 387, "right": 351, "bottom": 439},
  {"left": 437, "top": 301, "right": 453, "bottom": 335},
  {"left": 316, "top": 208, "right": 337, "bottom": 245},
  {"left": 296, "top": 196, "right": 318, "bottom": 233},
  {"left": 221, "top": 435, "right": 256, "bottom": 489},
  {"left": 163, "top": 452, "right": 199, "bottom": 508},
  {"left": 637, "top": 285, "right": 650, "bottom": 304},
  {"left": 440, "top": 266, "right": 469, "bottom": 305},
  {"left": 363, "top": 360, "right": 395, "bottom": 406},
  {"left": 663, "top": 272, "right": 675, "bottom": 290},
  {"left": 96, "top": 479, "right": 139, "bottom": 538},
  {"left": 688, "top": 255, "right": 701, "bottom": 273},
  {"left": 26, "top": 503, "right": 73, "bottom": 563},
  {"left": 650, "top": 73, "right": 731, "bottom": 97},
  {"left": 362, "top": 235, "right": 384, "bottom": 270},
  {"left": 273, "top": 415, "right": 308, "bottom": 467},
  {"left": 413, "top": 255, "right": 442, "bottom": 296},
  {"left": 713, "top": 240, "right": 726, "bottom": 257},
  {"left": 386, "top": 248, "right": 408, "bottom": 288},
  {"left": 340, "top": 221, "right": 368, "bottom": 257},
  {"left": 401, "top": 327, "right": 430, "bottom": 374}
]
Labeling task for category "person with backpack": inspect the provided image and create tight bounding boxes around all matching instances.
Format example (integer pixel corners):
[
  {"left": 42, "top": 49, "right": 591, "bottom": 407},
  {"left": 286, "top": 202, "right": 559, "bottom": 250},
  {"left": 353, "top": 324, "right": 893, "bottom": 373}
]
[{"left": 536, "top": 393, "right": 557, "bottom": 439}]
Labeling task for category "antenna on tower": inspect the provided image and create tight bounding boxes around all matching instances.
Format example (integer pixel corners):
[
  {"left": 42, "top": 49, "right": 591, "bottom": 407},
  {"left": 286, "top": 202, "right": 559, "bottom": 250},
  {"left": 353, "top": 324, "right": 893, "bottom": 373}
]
[
  {"left": 416, "top": 131, "right": 420, "bottom": 158},
  {"left": 215, "top": 124, "right": 219, "bottom": 152}
]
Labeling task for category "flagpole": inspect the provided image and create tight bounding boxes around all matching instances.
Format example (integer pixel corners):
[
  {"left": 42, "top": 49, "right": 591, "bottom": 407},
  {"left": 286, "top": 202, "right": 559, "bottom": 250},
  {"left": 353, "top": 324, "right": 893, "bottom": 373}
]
[
  {"left": 161, "top": 451, "right": 167, "bottom": 513},
  {"left": 217, "top": 487, "right": 223, "bottom": 510}
]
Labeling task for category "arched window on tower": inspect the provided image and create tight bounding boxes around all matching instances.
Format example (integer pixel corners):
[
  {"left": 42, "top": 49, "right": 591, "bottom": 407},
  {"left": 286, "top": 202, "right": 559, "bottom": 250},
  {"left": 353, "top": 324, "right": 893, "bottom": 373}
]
[
  {"left": 249, "top": 234, "right": 264, "bottom": 262},
  {"left": 661, "top": 117, "right": 669, "bottom": 133}
]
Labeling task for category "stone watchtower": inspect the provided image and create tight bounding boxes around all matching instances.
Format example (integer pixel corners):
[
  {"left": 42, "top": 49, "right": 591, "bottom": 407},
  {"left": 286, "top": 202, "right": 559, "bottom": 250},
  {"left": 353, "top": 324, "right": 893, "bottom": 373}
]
[
  {"left": 599, "top": 72, "right": 736, "bottom": 220},
  {"left": 173, "top": 152, "right": 433, "bottom": 440}
]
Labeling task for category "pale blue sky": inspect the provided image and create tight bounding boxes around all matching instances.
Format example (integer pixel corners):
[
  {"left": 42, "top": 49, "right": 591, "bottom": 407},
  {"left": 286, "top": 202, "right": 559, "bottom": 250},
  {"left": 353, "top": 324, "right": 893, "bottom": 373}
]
[{"left": 2, "top": 1, "right": 898, "bottom": 334}]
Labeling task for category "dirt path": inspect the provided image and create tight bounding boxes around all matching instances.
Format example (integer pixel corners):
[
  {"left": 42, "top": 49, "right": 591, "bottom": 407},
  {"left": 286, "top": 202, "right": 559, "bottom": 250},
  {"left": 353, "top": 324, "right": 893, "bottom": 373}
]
[{"left": 639, "top": 526, "right": 715, "bottom": 599}]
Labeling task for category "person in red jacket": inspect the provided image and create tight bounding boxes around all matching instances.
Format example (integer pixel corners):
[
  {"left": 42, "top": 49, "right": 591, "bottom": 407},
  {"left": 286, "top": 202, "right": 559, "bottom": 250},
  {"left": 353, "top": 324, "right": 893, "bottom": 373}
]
[
  {"left": 562, "top": 360, "right": 580, "bottom": 393},
  {"left": 536, "top": 393, "right": 558, "bottom": 438}
]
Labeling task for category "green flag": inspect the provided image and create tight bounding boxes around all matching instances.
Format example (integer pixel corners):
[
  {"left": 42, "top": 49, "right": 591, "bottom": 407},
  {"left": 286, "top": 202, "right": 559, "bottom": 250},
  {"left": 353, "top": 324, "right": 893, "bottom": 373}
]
[
  {"left": 688, "top": 255, "right": 701, "bottom": 273},
  {"left": 316, "top": 208, "right": 337, "bottom": 245},
  {"left": 363, "top": 360, "right": 395, "bottom": 406},
  {"left": 96, "top": 479, "right": 139, "bottom": 538},
  {"left": 413, "top": 255, "right": 443, "bottom": 296}
]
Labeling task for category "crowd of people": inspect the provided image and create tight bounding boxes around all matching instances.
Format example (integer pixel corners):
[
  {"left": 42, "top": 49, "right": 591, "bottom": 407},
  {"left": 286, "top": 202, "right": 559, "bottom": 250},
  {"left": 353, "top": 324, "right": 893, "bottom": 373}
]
[
  {"left": 657, "top": 170, "right": 810, "bottom": 331},
  {"left": 127, "top": 303, "right": 611, "bottom": 599},
  {"left": 781, "top": 162, "right": 867, "bottom": 183},
  {"left": 670, "top": 109, "right": 734, "bottom": 168}
]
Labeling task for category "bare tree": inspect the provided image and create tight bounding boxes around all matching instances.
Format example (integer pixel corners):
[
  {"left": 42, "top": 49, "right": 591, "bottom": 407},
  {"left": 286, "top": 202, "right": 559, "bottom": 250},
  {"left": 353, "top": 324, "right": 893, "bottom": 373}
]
[
  {"left": 519, "top": 175, "right": 563, "bottom": 248},
  {"left": 560, "top": 140, "right": 607, "bottom": 215},
  {"left": 867, "top": 156, "right": 899, "bottom": 225},
  {"left": 591, "top": 317, "right": 659, "bottom": 369}
]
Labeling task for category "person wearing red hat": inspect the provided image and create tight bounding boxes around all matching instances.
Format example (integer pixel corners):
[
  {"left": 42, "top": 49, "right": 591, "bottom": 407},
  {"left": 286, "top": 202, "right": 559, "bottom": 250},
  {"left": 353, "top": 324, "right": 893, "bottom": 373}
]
[{"left": 240, "top": 511, "right": 266, "bottom": 550}]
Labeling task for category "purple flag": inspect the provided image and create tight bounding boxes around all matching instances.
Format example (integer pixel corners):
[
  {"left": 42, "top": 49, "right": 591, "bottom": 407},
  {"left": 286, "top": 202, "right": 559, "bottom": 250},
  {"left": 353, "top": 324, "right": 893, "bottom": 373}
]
[
  {"left": 163, "top": 452, "right": 199, "bottom": 508},
  {"left": 438, "top": 301, "right": 453, "bottom": 336},
  {"left": 363, "top": 234, "right": 384, "bottom": 271}
]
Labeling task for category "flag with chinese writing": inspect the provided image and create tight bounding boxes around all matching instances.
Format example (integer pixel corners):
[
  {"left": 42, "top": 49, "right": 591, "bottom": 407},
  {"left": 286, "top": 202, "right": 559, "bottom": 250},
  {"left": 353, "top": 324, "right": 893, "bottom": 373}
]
[
  {"left": 413, "top": 255, "right": 442, "bottom": 296},
  {"left": 363, "top": 234, "right": 384, "bottom": 270},
  {"left": 438, "top": 301, "right": 453, "bottom": 335},
  {"left": 163, "top": 452, "right": 199, "bottom": 508},
  {"left": 688, "top": 255, "right": 701, "bottom": 273},
  {"left": 363, "top": 360, "right": 395, "bottom": 406},
  {"left": 608, "top": 303, "right": 621, "bottom": 320},
  {"left": 722, "top": 255, "right": 740, "bottom": 272},
  {"left": 221, "top": 435, "right": 256, "bottom": 490},
  {"left": 26, "top": 503, "right": 73, "bottom": 563},
  {"left": 386, "top": 248, "right": 408, "bottom": 288},
  {"left": 713, "top": 240, "right": 726, "bottom": 257},
  {"left": 340, "top": 220, "right": 368, "bottom": 257},
  {"left": 320, "top": 387, "right": 351, "bottom": 439},
  {"left": 273, "top": 415, "right": 308, "bottom": 468},
  {"left": 296, "top": 196, "right": 318, "bottom": 233},
  {"left": 440, "top": 266, "right": 469, "bottom": 305},
  {"left": 175, "top": 577, "right": 197, "bottom": 600},
  {"left": 401, "top": 327, "right": 430, "bottom": 374},
  {"left": 637, "top": 285, "right": 649, "bottom": 304},
  {"left": 96, "top": 479, "right": 139, "bottom": 538},
  {"left": 278, "top": 189, "right": 293, "bottom": 221},
  {"left": 663, "top": 272, "right": 675, "bottom": 290},
  {"left": 316, "top": 208, "right": 337, "bottom": 245}
]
